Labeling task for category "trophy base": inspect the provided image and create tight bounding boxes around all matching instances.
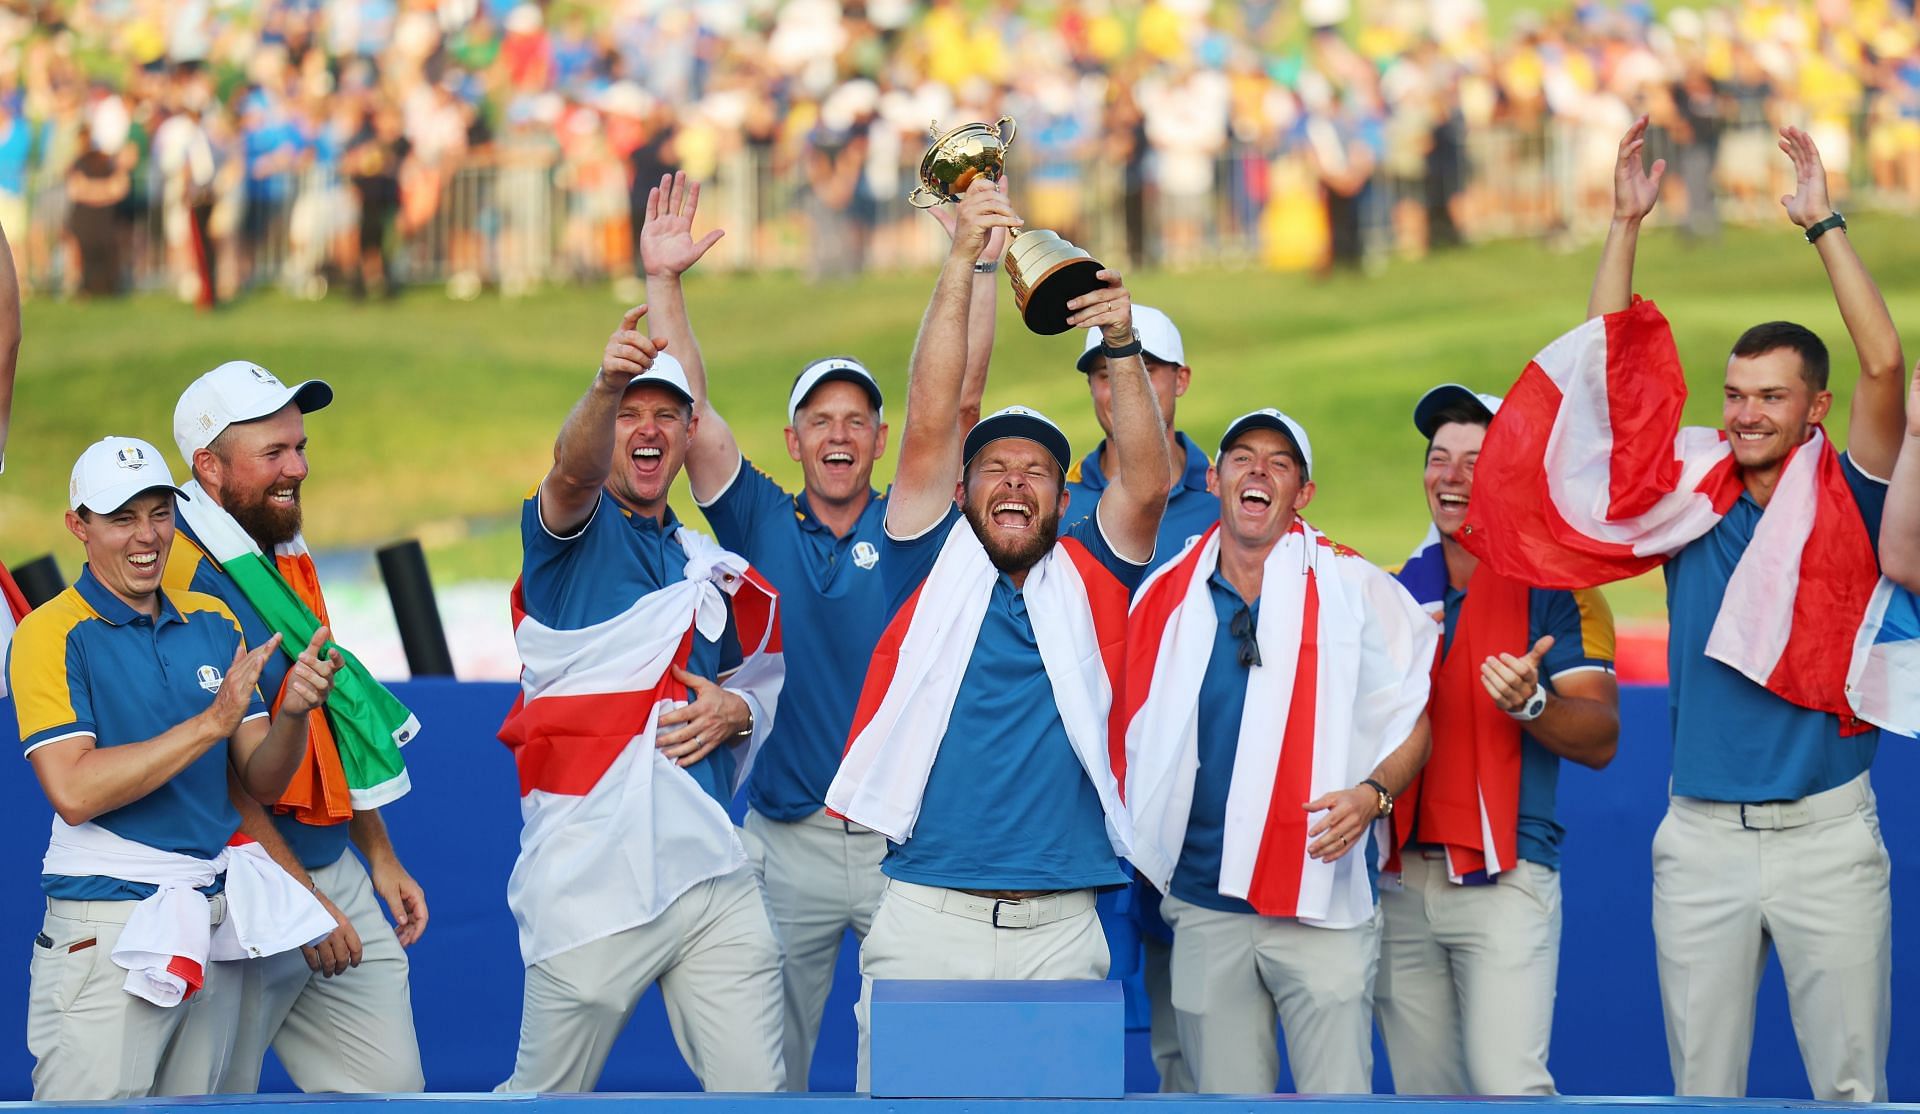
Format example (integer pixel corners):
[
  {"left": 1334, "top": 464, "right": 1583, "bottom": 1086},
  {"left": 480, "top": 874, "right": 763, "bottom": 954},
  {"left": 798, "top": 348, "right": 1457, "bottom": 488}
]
[{"left": 1014, "top": 257, "right": 1106, "bottom": 336}]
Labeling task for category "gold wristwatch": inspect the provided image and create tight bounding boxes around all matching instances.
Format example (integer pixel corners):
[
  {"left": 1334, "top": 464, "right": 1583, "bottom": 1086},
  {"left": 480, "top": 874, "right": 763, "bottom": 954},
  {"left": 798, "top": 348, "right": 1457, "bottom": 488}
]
[{"left": 1361, "top": 778, "right": 1394, "bottom": 819}]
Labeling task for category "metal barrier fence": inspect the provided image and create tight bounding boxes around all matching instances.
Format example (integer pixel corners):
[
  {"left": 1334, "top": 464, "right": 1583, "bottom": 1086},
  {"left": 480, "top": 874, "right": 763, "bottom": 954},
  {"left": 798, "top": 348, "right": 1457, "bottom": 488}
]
[{"left": 10, "top": 115, "right": 1870, "bottom": 298}]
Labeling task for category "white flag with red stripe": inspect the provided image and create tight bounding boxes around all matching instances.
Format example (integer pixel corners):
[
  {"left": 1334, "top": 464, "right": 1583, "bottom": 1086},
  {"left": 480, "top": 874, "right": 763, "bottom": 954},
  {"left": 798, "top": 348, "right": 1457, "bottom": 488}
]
[
  {"left": 1122, "top": 522, "right": 1434, "bottom": 928},
  {"left": 1462, "top": 299, "right": 1881, "bottom": 733},
  {"left": 825, "top": 518, "right": 1132, "bottom": 854},
  {"left": 498, "top": 529, "right": 782, "bottom": 965}
]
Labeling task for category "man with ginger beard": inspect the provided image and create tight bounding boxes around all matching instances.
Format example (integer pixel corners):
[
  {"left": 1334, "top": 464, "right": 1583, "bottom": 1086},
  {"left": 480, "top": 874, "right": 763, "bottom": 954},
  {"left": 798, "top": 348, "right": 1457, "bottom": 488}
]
[
  {"left": 822, "top": 177, "right": 1171, "bottom": 1091},
  {"left": 637, "top": 171, "right": 1003, "bottom": 1090},
  {"left": 494, "top": 303, "right": 783, "bottom": 1093},
  {"left": 162, "top": 362, "right": 427, "bottom": 1093},
  {"left": 1122, "top": 410, "right": 1435, "bottom": 1095}
]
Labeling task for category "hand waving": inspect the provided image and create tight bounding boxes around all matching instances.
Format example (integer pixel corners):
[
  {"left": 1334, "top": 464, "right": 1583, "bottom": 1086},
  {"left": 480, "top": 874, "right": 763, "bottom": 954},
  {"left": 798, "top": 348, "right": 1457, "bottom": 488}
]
[
  {"left": 1612, "top": 116, "right": 1666, "bottom": 222},
  {"left": 640, "top": 171, "right": 725, "bottom": 278},
  {"left": 1777, "top": 125, "right": 1834, "bottom": 230}
]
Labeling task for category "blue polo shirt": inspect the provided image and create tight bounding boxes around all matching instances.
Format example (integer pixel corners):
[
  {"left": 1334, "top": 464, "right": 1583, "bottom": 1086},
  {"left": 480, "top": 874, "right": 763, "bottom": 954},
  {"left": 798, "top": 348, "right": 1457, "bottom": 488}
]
[
  {"left": 1665, "top": 452, "right": 1886, "bottom": 803},
  {"left": 877, "top": 505, "right": 1143, "bottom": 890},
  {"left": 1063, "top": 432, "right": 1219, "bottom": 572},
  {"left": 166, "top": 517, "right": 350, "bottom": 870},
  {"left": 8, "top": 568, "right": 267, "bottom": 900},
  {"left": 521, "top": 489, "right": 743, "bottom": 808},
  {"left": 1426, "top": 585, "right": 1615, "bottom": 871},
  {"left": 696, "top": 457, "right": 893, "bottom": 821}
]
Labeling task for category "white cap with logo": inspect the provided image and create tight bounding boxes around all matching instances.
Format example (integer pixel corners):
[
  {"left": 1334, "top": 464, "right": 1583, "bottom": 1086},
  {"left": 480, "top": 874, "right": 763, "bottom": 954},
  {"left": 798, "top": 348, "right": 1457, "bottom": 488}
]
[
  {"left": 622, "top": 351, "right": 694, "bottom": 406},
  {"left": 173, "top": 361, "right": 334, "bottom": 464},
  {"left": 70, "top": 436, "right": 188, "bottom": 514},
  {"left": 1077, "top": 305, "right": 1186, "bottom": 371},
  {"left": 1218, "top": 408, "right": 1314, "bottom": 478},
  {"left": 787, "top": 356, "right": 884, "bottom": 423}
]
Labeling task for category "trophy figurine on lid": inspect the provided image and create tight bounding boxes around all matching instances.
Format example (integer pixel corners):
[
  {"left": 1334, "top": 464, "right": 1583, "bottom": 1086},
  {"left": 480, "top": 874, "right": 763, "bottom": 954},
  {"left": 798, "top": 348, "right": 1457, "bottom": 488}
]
[{"left": 908, "top": 117, "right": 1107, "bottom": 336}]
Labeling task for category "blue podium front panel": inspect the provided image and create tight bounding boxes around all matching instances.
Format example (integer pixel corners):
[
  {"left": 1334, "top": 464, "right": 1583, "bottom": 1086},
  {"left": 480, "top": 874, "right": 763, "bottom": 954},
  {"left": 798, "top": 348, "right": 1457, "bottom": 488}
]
[{"left": 869, "top": 979, "right": 1125, "bottom": 1098}]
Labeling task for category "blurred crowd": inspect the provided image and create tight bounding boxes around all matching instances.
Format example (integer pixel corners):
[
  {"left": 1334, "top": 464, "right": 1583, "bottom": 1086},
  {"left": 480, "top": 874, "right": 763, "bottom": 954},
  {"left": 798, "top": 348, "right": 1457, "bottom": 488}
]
[{"left": 4, "top": 0, "right": 1920, "bottom": 300}]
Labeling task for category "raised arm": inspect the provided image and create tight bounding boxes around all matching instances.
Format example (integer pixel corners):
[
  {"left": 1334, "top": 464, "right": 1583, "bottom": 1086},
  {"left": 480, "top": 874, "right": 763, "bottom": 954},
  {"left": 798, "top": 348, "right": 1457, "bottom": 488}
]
[
  {"left": 0, "top": 219, "right": 17, "bottom": 469},
  {"left": 1588, "top": 116, "right": 1665, "bottom": 320},
  {"left": 926, "top": 178, "right": 1012, "bottom": 432},
  {"left": 1776, "top": 127, "right": 1908, "bottom": 478},
  {"left": 539, "top": 304, "right": 670, "bottom": 535},
  {"left": 1882, "top": 368, "right": 1920, "bottom": 588},
  {"left": 886, "top": 179, "right": 1022, "bottom": 538},
  {"left": 229, "top": 628, "right": 343, "bottom": 804},
  {"left": 639, "top": 171, "right": 737, "bottom": 502},
  {"left": 1065, "top": 270, "right": 1169, "bottom": 563}
]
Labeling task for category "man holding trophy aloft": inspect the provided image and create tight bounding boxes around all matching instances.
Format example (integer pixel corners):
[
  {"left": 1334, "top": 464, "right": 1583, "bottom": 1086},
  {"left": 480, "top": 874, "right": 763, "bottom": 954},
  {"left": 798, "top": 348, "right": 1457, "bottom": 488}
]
[{"left": 827, "top": 128, "right": 1171, "bottom": 1088}]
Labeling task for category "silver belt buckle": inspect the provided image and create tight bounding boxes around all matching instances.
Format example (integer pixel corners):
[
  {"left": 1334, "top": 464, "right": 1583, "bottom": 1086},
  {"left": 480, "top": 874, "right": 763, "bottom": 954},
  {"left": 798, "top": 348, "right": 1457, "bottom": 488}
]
[{"left": 990, "top": 899, "right": 1030, "bottom": 929}]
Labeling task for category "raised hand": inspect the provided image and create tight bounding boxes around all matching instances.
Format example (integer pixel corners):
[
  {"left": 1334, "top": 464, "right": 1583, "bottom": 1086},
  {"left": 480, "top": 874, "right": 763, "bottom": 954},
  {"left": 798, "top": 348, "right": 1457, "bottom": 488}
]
[
  {"left": 1064, "top": 268, "right": 1135, "bottom": 343},
  {"left": 204, "top": 634, "right": 283, "bottom": 738},
  {"left": 280, "top": 625, "right": 344, "bottom": 718},
  {"left": 600, "top": 303, "right": 670, "bottom": 380},
  {"left": 948, "top": 177, "right": 1023, "bottom": 264},
  {"left": 1612, "top": 116, "right": 1666, "bottom": 222},
  {"left": 640, "top": 171, "right": 726, "bottom": 278},
  {"left": 1778, "top": 125, "right": 1834, "bottom": 230},
  {"left": 1481, "top": 634, "right": 1555, "bottom": 715},
  {"left": 655, "top": 665, "right": 752, "bottom": 767},
  {"left": 929, "top": 175, "right": 1012, "bottom": 264}
]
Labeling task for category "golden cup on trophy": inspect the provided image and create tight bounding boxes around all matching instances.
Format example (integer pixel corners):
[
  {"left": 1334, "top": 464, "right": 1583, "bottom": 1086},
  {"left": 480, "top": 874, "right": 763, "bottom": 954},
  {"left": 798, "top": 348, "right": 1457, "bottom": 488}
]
[{"left": 908, "top": 117, "right": 1107, "bottom": 336}]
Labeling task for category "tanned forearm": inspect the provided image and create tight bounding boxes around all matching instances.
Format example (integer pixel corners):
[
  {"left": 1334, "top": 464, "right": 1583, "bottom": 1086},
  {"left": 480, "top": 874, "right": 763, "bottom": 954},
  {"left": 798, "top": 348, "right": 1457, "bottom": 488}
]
[
  {"left": 30, "top": 715, "right": 231, "bottom": 827},
  {"left": 231, "top": 771, "right": 315, "bottom": 887},
  {"left": 887, "top": 253, "right": 977, "bottom": 537},
  {"left": 235, "top": 712, "right": 312, "bottom": 804},
  {"left": 1525, "top": 673, "right": 1621, "bottom": 770},
  {"left": 1367, "top": 714, "right": 1432, "bottom": 798},
  {"left": 958, "top": 268, "right": 997, "bottom": 434},
  {"left": 349, "top": 808, "right": 399, "bottom": 870},
  {"left": 1587, "top": 217, "right": 1642, "bottom": 320}
]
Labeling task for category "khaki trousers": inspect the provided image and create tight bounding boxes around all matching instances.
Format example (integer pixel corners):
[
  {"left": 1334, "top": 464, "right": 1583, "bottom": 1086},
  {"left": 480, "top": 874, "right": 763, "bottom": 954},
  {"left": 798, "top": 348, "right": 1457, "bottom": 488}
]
[
  {"left": 744, "top": 808, "right": 888, "bottom": 1091},
  {"left": 1162, "top": 895, "right": 1379, "bottom": 1095},
  {"left": 207, "top": 852, "right": 424, "bottom": 1093},
  {"left": 499, "top": 864, "right": 784, "bottom": 1093},
  {"left": 854, "top": 879, "right": 1108, "bottom": 1092},
  {"left": 28, "top": 894, "right": 240, "bottom": 1100},
  {"left": 1142, "top": 934, "right": 1194, "bottom": 1092},
  {"left": 1375, "top": 854, "right": 1561, "bottom": 1095},
  {"left": 1653, "top": 772, "right": 1891, "bottom": 1102}
]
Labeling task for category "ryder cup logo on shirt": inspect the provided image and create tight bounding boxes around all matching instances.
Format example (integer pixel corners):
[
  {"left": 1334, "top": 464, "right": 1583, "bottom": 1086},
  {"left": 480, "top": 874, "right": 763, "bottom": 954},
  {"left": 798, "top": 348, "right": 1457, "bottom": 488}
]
[
  {"left": 196, "top": 664, "right": 224, "bottom": 693},
  {"left": 852, "top": 541, "right": 879, "bottom": 570}
]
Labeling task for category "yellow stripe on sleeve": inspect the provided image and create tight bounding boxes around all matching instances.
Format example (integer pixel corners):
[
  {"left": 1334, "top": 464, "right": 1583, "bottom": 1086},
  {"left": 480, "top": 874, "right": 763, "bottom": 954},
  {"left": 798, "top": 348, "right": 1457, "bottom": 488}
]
[
  {"left": 1571, "top": 587, "right": 1617, "bottom": 664},
  {"left": 8, "top": 591, "right": 93, "bottom": 743}
]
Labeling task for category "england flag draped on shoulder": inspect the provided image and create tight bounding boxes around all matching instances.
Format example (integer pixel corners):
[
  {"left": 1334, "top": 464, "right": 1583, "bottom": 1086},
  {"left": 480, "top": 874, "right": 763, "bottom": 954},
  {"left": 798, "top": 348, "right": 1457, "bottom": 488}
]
[
  {"left": 824, "top": 517, "right": 1132, "bottom": 852},
  {"left": 498, "top": 530, "right": 783, "bottom": 965},
  {"left": 1122, "top": 521, "right": 1435, "bottom": 928},
  {"left": 1462, "top": 297, "right": 1915, "bottom": 735}
]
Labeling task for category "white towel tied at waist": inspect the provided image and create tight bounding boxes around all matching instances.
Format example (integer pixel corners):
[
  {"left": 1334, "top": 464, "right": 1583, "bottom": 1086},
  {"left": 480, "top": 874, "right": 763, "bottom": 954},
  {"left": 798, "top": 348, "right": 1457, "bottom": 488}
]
[{"left": 41, "top": 818, "right": 335, "bottom": 1006}]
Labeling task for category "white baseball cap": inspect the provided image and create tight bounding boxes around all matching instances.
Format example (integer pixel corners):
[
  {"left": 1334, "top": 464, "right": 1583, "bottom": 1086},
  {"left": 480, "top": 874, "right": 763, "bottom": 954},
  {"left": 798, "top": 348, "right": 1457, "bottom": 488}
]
[
  {"left": 70, "top": 436, "right": 187, "bottom": 514},
  {"left": 1077, "top": 305, "right": 1186, "bottom": 372},
  {"left": 1219, "top": 408, "right": 1314, "bottom": 479},
  {"left": 174, "top": 360, "right": 334, "bottom": 464},
  {"left": 788, "top": 356, "right": 883, "bottom": 423},
  {"left": 622, "top": 351, "right": 694, "bottom": 406},
  {"left": 1412, "top": 383, "right": 1503, "bottom": 439}
]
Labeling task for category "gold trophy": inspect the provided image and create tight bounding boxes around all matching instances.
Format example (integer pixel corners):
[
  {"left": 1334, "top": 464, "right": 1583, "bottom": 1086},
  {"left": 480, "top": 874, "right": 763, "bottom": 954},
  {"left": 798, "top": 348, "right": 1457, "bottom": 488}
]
[{"left": 909, "top": 117, "right": 1106, "bottom": 336}]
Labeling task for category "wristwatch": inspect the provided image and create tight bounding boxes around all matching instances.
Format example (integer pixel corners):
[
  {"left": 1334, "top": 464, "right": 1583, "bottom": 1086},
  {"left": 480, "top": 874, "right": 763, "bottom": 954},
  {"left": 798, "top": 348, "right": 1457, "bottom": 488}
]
[
  {"left": 1100, "top": 330, "right": 1143, "bottom": 360},
  {"left": 1804, "top": 211, "right": 1846, "bottom": 244},
  {"left": 1510, "top": 682, "right": 1548, "bottom": 722},
  {"left": 972, "top": 259, "right": 1000, "bottom": 274},
  {"left": 1361, "top": 778, "right": 1394, "bottom": 819}
]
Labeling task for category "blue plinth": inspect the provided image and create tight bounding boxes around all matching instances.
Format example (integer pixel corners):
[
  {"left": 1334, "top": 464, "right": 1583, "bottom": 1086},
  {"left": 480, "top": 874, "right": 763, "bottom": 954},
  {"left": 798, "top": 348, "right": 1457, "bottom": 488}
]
[{"left": 869, "top": 979, "right": 1126, "bottom": 1099}]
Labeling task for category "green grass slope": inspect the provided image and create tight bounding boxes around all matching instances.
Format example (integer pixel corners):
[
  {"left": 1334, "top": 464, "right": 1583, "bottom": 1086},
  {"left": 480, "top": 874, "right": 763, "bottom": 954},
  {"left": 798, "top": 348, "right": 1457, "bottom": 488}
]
[{"left": 6, "top": 214, "right": 1917, "bottom": 620}]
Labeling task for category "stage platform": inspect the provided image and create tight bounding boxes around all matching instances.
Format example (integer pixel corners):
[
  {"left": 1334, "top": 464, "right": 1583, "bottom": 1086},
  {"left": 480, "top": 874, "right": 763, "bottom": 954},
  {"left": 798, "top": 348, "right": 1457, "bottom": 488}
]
[
  {"left": 3, "top": 1097, "right": 1917, "bottom": 1112},
  {"left": 0, "top": 682, "right": 1912, "bottom": 1101}
]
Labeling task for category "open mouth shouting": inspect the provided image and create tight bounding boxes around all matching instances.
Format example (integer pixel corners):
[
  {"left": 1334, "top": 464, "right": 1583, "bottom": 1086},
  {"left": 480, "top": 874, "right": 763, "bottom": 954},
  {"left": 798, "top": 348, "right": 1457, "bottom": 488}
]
[
  {"left": 991, "top": 498, "right": 1035, "bottom": 530},
  {"left": 127, "top": 550, "right": 161, "bottom": 575},
  {"left": 630, "top": 444, "right": 665, "bottom": 477},
  {"left": 821, "top": 450, "right": 855, "bottom": 474},
  {"left": 1235, "top": 483, "right": 1274, "bottom": 517}
]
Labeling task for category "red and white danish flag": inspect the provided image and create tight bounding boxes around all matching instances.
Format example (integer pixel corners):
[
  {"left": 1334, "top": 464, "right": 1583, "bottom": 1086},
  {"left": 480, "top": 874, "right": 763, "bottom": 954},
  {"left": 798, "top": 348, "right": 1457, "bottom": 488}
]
[
  {"left": 1461, "top": 298, "right": 1879, "bottom": 734},
  {"left": 498, "top": 529, "right": 782, "bottom": 965}
]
